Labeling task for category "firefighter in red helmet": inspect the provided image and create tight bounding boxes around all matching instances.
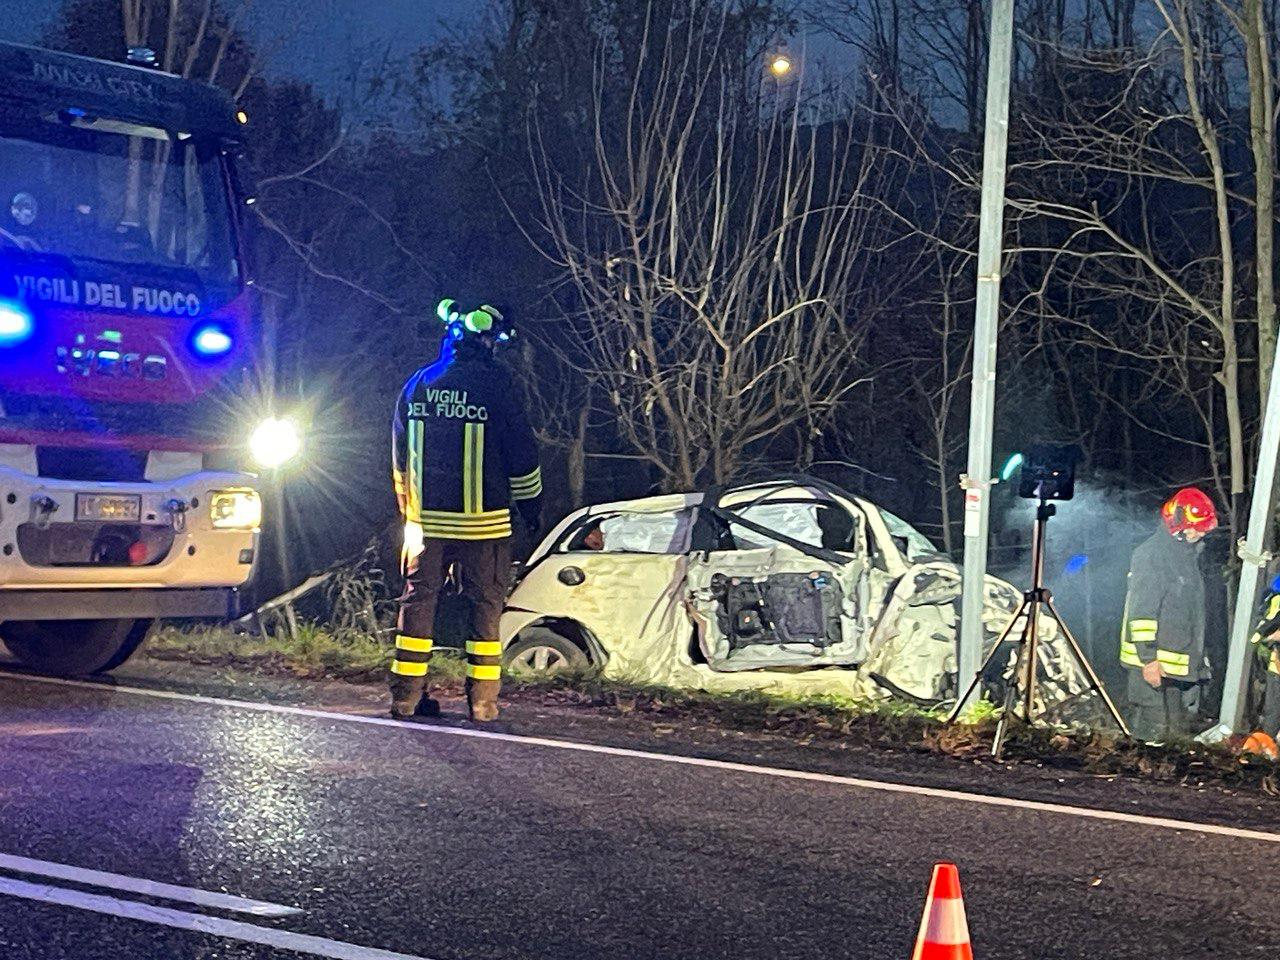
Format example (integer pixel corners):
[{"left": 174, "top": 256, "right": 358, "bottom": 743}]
[{"left": 1119, "top": 487, "right": 1218, "bottom": 741}]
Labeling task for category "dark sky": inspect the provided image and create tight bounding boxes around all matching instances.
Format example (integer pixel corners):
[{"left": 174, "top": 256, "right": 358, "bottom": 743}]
[
  {"left": 0, "top": 0, "right": 852, "bottom": 122},
  {"left": 0, "top": 0, "right": 481, "bottom": 93}
]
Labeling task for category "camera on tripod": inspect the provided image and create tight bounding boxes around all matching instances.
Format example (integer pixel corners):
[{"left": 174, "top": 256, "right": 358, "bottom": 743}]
[
  {"left": 1016, "top": 444, "right": 1080, "bottom": 502},
  {"left": 948, "top": 441, "right": 1130, "bottom": 752}
]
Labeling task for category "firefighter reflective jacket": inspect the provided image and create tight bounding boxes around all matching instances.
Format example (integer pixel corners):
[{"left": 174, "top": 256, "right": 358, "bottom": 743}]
[
  {"left": 392, "top": 349, "right": 542, "bottom": 540},
  {"left": 1120, "top": 529, "right": 1207, "bottom": 680},
  {"left": 1252, "top": 591, "right": 1280, "bottom": 677}
]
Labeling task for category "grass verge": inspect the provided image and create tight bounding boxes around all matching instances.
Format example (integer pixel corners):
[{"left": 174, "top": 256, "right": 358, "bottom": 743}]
[
  {"left": 146, "top": 623, "right": 1279, "bottom": 797},
  {"left": 148, "top": 623, "right": 466, "bottom": 685}
]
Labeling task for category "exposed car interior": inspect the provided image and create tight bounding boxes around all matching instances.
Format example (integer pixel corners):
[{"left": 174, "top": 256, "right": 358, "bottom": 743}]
[{"left": 552, "top": 509, "right": 694, "bottom": 554}]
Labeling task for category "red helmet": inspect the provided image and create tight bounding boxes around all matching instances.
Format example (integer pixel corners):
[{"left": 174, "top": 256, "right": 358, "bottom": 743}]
[{"left": 1162, "top": 487, "right": 1218, "bottom": 537}]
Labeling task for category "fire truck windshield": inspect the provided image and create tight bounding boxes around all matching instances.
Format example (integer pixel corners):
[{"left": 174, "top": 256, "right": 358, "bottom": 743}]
[{"left": 0, "top": 113, "right": 239, "bottom": 289}]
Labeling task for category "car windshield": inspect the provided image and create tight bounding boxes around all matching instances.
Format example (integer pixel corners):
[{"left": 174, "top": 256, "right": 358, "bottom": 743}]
[
  {"left": 0, "top": 113, "right": 239, "bottom": 286},
  {"left": 878, "top": 508, "right": 944, "bottom": 562}
]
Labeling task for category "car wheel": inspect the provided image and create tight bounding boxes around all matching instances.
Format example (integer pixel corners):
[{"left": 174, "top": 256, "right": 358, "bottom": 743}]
[{"left": 504, "top": 628, "right": 589, "bottom": 676}]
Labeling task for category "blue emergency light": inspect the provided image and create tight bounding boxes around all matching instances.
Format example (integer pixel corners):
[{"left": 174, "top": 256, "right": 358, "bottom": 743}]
[
  {"left": 1064, "top": 553, "right": 1089, "bottom": 575},
  {"left": 0, "top": 299, "right": 34, "bottom": 346},
  {"left": 191, "top": 323, "right": 233, "bottom": 357}
]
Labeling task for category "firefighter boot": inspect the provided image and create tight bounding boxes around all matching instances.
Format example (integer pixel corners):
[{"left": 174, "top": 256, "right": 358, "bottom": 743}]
[
  {"left": 467, "top": 679, "right": 501, "bottom": 721},
  {"left": 465, "top": 639, "right": 503, "bottom": 721},
  {"left": 390, "top": 634, "right": 435, "bottom": 720},
  {"left": 391, "top": 695, "right": 440, "bottom": 722}
]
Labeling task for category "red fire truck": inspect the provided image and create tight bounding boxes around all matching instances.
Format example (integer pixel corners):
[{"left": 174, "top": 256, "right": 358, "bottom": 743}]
[{"left": 0, "top": 42, "right": 298, "bottom": 674}]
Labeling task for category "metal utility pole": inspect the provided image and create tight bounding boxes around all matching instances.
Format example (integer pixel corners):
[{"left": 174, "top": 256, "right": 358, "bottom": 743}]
[
  {"left": 1210, "top": 340, "right": 1280, "bottom": 738},
  {"left": 956, "top": 0, "right": 1017, "bottom": 702}
]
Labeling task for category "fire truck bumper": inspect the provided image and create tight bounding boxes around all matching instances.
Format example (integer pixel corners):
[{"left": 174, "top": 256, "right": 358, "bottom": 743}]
[
  {"left": 0, "top": 587, "right": 238, "bottom": 620},
  {"left": 0, "top": 467, "right": 261, "bottom": 598}
]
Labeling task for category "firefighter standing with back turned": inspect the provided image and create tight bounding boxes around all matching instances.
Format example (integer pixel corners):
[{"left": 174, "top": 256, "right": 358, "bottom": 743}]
[
  {"left": 1119, "top": 487, "right": 1218, "bottom": 741},
  {"left": 390, "top": 299, "right": 542, "bottom": 722}
]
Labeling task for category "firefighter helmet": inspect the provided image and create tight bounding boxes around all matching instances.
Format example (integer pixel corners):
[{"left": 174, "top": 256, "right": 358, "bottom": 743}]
[
  {"left": 435, "top": 299, "right": 512, "bottom": 340},
  {"left": 1161, "top": 487, "right": 1218, "bottom": 538}
]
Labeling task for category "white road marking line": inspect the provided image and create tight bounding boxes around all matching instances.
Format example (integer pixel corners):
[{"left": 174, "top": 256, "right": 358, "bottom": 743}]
[
  {"left": 5, "top": 670, "right": 1280, "bottom": 845},
  {"left": 0, "top": 852, "right": 300, "bottom": 918},
  {"left": 0, "top": 875, "right": 430, "bottom": 960}
]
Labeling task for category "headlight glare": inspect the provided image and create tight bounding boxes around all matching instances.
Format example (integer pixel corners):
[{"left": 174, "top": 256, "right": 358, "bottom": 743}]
[{"left": 250, "top": 417, "right": 301, "bottom": 468}]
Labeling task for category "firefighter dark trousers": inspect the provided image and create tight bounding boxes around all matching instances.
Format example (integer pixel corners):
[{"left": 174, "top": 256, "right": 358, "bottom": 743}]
[
  {"left": 1126, "top": 672, "right": 1197, "bottom": 741},
  {"left": 1264, "top": 667, "right": 1280, "bottom": 738},
  {"left": 392, "top": 537, "right": 512, "bottom": 717}
]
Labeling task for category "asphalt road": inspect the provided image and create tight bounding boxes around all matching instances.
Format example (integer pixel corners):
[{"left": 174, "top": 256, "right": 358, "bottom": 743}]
[{"left": 0, "top": 669, "right": 1277, "bottom": 960}]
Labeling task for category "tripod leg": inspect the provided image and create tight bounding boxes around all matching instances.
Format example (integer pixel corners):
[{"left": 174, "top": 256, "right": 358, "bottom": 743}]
[
  {"left": 1044, "top": 597, "right": 1132, "bottom": 738},
  {"left": 946, "top": 597, "right": 1032, "bottom": 723},
  {"left": 991, "top": 647, "right": 1024, "bottom": 757},
  {"left": 1023, "top": 607, "right": 1041, "bottom": 723},
  {"left": 992, "top": 603, "right": 1040, "bottom": 757}
]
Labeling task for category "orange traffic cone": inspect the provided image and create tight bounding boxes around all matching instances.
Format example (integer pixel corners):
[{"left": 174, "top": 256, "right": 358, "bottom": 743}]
[{"left": 911, "top": 863, "right": 974, "bottom": 960}]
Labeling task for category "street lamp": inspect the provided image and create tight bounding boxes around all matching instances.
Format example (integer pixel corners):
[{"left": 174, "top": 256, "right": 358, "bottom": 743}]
[{"left": 768, "top": 54, "right": 793, "bottom": 78}]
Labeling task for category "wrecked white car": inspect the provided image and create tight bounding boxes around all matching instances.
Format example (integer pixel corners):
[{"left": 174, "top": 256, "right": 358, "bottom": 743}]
[{"left": 500, "top": 479, "right": 1089, "bottom": 711}]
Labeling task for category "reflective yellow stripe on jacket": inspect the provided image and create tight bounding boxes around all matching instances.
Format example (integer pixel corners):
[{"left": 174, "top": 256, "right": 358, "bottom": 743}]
[
  {"left": 509, "top": 465, "right": 542, "bottom": 501},
  {"left": 1120, "top": 640, "right": 1190, "bottom": 675},
  {"left": 462, "top": 422, "right": 485, "bottom": 514},
  {"left": 1120, "top": 618, "right": 1157, "bottom": 668},
  {"left": 1120, "top": 618, "right": 1190, "bottom": 676},
  {"left": 418, "top": 508, "right": 513, "bottom": 540},
  {"left": 1155, "top": 649, "right": 1190, "bottom": 676},
  {"left": 405, "top": 419, "right": 423, "bottom": 519}
]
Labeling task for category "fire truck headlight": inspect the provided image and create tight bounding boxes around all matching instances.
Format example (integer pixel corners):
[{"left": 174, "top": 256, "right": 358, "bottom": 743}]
[
  {"left": 210, "top": 489, "right": 262, "bottom": 530},
  {"left": 0, "top": 299, "right": 34, "bottom": 346},
  {"left": 249, "top": 417, "right": 301, "bottom": 468}
]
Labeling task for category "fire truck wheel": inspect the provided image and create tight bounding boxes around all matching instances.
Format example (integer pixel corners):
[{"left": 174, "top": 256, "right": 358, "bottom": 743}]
[
  {"left": 95, "top": 619, "right": 155, "bottom": 673},
  {"left": 0, "top": 618, "right": 152, "bottom": 676}
]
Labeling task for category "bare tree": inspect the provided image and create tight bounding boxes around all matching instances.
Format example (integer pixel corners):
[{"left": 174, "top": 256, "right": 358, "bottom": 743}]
[
  {"left": 967, "top": 18, "right": 1265, "bottom": 542},
  {"left": 816, "top": 0, "right": 989, "bottom": 134},
  {"left": 902, "top": 244, "right": 975, "bottom": 553},
  {"left": 1237, "top": 0, "right": 1277, "bottom": 402},
  {"left": 525, "top": 4, "right": 911, "bottom": 490}
]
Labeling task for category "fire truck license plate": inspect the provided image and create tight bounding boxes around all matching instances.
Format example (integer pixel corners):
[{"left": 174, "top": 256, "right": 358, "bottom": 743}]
[{"left": 76, "top": 494, "right": 142, "bottom": 522}]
